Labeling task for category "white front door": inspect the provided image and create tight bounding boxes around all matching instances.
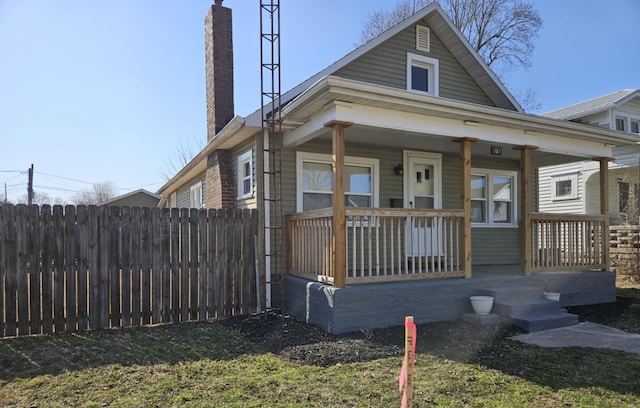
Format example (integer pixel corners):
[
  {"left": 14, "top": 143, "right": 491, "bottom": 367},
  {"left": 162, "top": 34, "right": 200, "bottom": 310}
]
[{"left": 404, "top": 151, "right": 442, "bottom": 256}]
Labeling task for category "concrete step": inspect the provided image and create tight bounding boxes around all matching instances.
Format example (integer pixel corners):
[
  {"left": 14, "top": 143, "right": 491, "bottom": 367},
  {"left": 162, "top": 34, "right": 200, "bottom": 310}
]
[
  {"left": 493, "top": 298, "right": 561, "bottom": 316},
  {"left": 477, "top": 286, "right": 543, "bottom": 303},
  {"left": 510, "top": 311, "right": 579, "bottom": 332}
]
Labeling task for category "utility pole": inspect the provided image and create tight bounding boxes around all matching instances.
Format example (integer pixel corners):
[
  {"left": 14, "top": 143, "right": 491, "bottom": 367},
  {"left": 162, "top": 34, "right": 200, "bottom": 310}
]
[{"left": 28, "top": 163, "right": 34, "bottom": 205}]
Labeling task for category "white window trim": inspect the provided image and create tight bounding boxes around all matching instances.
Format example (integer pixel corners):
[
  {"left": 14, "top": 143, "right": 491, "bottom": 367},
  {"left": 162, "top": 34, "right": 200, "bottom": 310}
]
[
  {"left": 406, "top": 52, "right": 439, "bottom": 96},
  {"left": 551, "top": 173, "right": 578, "bottom": 201},
  {"left": 237, "top": 149, "right": 253, "bottom": 199},
  {"left": 295, "top": 151, "right": 379, "bottom": 213},
  {"left": 471, "top": 168, "right": 518, "bottom": 228},
  {"left": 189, "top": 181, "right": 203, "bottom": 209},
  {"left": 169, "top": 192, "right": 177, "bottom": 208}
]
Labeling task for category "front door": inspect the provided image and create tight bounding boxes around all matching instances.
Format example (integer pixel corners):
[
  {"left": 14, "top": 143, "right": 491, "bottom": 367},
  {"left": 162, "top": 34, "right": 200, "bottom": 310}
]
[{"left": 404, "top": 151, "right": 442, "bottom": 256}]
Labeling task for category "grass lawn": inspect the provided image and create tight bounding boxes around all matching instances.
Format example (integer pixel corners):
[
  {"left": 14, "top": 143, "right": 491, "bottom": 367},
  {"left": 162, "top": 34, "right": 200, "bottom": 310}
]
[{"left": 1, "top": 284, "right": 639, "bottom": 407}]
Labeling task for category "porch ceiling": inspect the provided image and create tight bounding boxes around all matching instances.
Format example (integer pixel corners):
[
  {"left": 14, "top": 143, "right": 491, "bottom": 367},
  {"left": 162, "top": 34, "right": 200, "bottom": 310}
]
[{"left": 302, "top": 124, "right": 589, "bottom": 168}]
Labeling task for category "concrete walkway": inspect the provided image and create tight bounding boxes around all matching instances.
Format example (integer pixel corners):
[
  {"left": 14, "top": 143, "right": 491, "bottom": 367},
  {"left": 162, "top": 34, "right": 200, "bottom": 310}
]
[{"left": 511, "top": 322, "right": 640, "bottom": 355}]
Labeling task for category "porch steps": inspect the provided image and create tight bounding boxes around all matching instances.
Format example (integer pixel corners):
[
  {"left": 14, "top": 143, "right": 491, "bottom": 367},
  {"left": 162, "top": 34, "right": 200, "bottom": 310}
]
[{"left": 477, "top": 287, "right": 579, "bottom": 333}]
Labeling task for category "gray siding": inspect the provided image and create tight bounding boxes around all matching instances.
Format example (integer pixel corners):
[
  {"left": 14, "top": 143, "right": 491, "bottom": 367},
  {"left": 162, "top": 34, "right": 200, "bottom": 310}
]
[
  {"left": 176, "top": 173, "right": 205, "bottom": 208},
  {"left": 334, "top": 23, "right": 494, "bottom": 106},
  {"left": 538, "top": 162, "right": 585, "bottom": 214}
]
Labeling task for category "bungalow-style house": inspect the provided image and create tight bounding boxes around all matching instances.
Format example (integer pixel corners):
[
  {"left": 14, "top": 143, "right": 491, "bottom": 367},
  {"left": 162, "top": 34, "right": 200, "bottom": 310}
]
[
  {"left": 540, "top": 89, "right": 640, "bottom": 224},
  {"left": 157, "top": 1, "right": 638, "bottom": 333},
  {"left": 98, "top": 189, "right": 161, "bottom": 208}
]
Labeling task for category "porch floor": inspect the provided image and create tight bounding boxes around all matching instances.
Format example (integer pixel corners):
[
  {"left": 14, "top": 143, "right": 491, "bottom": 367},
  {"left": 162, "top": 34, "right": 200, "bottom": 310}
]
[{"left": 284, "top": 268, "right": 616, "bottom": 334}]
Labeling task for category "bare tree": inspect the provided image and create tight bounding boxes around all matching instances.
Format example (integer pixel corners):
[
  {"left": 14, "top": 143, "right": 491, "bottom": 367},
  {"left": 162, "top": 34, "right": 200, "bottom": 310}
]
[
  {"left": 18, "top": 190, "right": 51, "bottom": 205},
  {"left": 72, "top": 181, "right": 118, "bottom": 205},
  {"left": 358, "top": 0, "right": 543, "bottom": 108},
  {"left": 159, "top": 138, "right": 204, "bottom": 181}
]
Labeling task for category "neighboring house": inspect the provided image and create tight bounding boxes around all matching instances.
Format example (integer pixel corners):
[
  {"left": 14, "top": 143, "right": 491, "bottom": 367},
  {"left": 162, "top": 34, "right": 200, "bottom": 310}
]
[
  {"left": 157, "top": 1, "right": 637, "bottom": 333},
  {"left": 540, "top": 89, "right": 640, "bottom": 224},
  {"left": 98, "top": 189, "right": 161, "bottom": 208}
]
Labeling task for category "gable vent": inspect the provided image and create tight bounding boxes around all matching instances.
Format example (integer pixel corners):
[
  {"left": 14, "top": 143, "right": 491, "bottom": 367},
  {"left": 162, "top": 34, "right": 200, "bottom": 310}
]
[{"left": 416, "top": 25, "right": 430, "bottom": 52}]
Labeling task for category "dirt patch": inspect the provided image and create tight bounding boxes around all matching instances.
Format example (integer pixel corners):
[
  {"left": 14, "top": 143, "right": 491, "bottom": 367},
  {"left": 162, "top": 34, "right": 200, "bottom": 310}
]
[{"left": 220, "top": 297, "right": 639, "bottom": 367}]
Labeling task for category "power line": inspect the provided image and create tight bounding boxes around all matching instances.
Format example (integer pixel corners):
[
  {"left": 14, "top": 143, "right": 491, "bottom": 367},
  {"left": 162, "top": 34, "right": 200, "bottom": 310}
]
[{"left": 34, "top": 171, "right": 95, "bottom": 185}]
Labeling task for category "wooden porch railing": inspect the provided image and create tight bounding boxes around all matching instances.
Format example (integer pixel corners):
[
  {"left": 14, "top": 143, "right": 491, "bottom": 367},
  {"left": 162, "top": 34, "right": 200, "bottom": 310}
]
[
  {"left": 287, "top": 208, "right": 465, "bottom": 285},
  {"left": 530, "top": 213, "right": 606, "bottom": 272}
]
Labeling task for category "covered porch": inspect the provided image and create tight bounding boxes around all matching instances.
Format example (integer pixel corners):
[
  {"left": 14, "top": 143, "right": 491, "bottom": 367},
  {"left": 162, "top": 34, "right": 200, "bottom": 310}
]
[{"left": 274, "top": 76, "right": 630, "bottom": 332}]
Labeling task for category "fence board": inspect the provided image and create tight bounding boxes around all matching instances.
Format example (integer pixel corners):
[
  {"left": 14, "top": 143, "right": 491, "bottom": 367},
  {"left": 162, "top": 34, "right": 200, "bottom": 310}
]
[
  {"left": 161, "top": 209, "right": 171, "bottom": 323},
  {"left": 110, "top": 207, "right": 121, "bottom": 328},
  {"left": 87, "top": 205, "right": 99, "bottom": 330},
  {"left": 0, "top": 206, "right": 5, "bottom": 336},
  {"left": 76, "top": 205, "right": 89, "bottom": 331},
  {"left": 98, "top": 206, "right": 110, "bottom": 329},
  {"left": 141, "top": 207, "right": 151, "bottom": 325},
  {"left": 215, "top": 210, "right": 225, "bottom": 318},
  {"left": 121, "top": 206, "right": 132, "bottom": 328},
  {"left": 170, "top": 208, "right": 180, "bottom": 323},
  {"left": 180, "top": 208, "right": 189, "bottom": 322},
  {"left": 130, "top": 206, "right": 141, "bottom": 326},
  {"left": 189, "top": 209, "right": 199, "bottom": 321},
  {"left": 28, "top": 205, "right": 42, "bottom": 335},
  {"left": 198, "top": 209, "right": 208, "bottom": 320},
  {"left": 1, "top": 204, "right": 260, "bottom": 338},
  {"left": 4, "top": 205, "right": 17, "bottom": 336},
  {"left": 223, "top": 209, "right": 233, "bottom": 317},
  {"left": 41, "top": 205, "right": 53, "bottom": 334},
  {"left": 53, "top": 206, "right": 65, "bottom": 333},
  {"left": 16, "top": 205, "right": 29, "bottom": 336},
  {"left": 64, "top": 206, "right": 77, "bottom": 333},
  {"left": 151, "top": 208, "right": 162, "bottom": 324}
]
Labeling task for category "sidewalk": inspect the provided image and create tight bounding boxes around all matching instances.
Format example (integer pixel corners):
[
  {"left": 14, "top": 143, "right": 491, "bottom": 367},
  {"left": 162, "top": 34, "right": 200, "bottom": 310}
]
[{"left": 510, "top": 322, "right": 640, "bottom": 355}]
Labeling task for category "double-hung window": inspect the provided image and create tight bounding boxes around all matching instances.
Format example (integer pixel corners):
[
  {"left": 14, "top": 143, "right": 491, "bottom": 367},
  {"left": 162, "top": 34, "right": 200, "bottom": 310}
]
[
  {"left": 190, "top": 181, "right": 203, "bottom": 208},
  {"left": 407, "top": 53, "right": 439, "bottom": 96},
  {"left": 296, "top": 152, "right": 379, "bottom": 212},
  {"left": 237, "top": 150, "right": 253, "bottom": 199},
  {"left": 471, "top": 169, "right": 517, "bottom": 227}
]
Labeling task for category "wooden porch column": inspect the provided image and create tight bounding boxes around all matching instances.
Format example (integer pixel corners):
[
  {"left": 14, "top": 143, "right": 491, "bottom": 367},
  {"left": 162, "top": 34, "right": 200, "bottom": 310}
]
[
  {"left": 599, "top": 157, "right": 611, "bottom": 271},
  {"left": 515, "top": 145, "right": 538, "bottom": 275},
  {"left": 325, "top": 120, "right": 352, "bottom": 288},
  {"left": 453, "top": 137, "right": 478, "bottom": 278}
]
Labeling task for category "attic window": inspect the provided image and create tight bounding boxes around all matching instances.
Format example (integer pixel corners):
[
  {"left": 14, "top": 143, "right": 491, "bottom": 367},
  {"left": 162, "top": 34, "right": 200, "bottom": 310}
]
[
  {"left": 407, "top": 53, "right": 439, "bottom": 96},
  {"left": 416, "top": 25, "right": 430, "bottom": 52}
]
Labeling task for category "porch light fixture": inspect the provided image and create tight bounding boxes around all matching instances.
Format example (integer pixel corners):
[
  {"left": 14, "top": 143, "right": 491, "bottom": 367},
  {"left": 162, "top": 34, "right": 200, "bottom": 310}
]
[
  {"left": 394, "top": 163, "right": 403, "bottom": 175},
  {"left": 490, "top": 146, "right": 502, "bottom": 156}
]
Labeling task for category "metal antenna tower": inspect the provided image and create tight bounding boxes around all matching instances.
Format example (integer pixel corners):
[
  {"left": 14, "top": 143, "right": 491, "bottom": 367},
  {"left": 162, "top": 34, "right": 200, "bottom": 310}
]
[{"left": 259, "top": 0, "right": 283, "bottom": 310}]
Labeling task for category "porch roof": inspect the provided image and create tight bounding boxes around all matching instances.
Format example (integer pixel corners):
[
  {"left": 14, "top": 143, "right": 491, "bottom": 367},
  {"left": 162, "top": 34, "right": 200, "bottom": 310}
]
[{"left": 281, "top": 76, "right": 639, "bottom": 165}]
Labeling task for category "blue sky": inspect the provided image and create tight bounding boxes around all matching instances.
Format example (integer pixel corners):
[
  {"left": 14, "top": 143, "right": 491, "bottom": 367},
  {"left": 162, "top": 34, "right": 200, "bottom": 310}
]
[{"left": 1, "top": 0, "right": 638, "bottom": 203}]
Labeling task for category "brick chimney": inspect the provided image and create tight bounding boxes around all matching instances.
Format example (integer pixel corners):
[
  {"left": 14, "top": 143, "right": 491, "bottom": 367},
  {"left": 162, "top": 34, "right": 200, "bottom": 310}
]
[
  {"left": 203, "top": 1, "right": 236, "bottom": 209},
  {"left": 205, "top": 0, "right": 234, "bottom": 141}
]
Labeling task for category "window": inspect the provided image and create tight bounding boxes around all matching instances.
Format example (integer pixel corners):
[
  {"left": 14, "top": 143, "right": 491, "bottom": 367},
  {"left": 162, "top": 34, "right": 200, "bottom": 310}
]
[
  {"left": 237, "top": 150, "right": 253, "bottom": 199},
  {"left": 551, "top": 173, "right": 578, "bottom": 200},
  {"left": 406, "top": 53, "right": 439, "bottom": 96},
  {"left": 616, "top": 116, "right": 626, "bottom": 132},
  {"left": 296, "top": 152, "right": 379, "bottom": 212},
  {"left": 631, "top": 120, "right": 639, "bottom": 134},
  {"left": 471, "top": 169, "right": 517, "bottom": 227},
  {"left": 190, "top": 182, "right": 203, "bottom": 208}
]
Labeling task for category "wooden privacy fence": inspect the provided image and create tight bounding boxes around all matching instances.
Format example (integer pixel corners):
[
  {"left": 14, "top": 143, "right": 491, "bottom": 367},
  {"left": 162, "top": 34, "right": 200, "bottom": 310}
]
[
  {"left": 610, "top": 225, "right": 640, "bottom": 274},
  {"left": 0, "top": 204, "right": 261, "bottom": 338}
]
